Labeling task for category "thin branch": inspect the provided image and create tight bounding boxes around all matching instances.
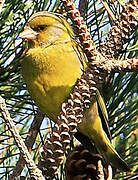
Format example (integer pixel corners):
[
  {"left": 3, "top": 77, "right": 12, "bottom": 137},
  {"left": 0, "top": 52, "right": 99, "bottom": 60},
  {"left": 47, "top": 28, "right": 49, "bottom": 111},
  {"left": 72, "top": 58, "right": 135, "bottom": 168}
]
[
  {"left": 107, "top": 165, "right": 112, "bottom": 180},
  {"left": 97, "top": 161, "right": 112, "bottom": 180},
  {"left": 10, "top": 109, "right": 45, "bottom": 179},
  {"left": 97, "top": 160, "right": 105, "bottom": 180},
  {"left": 92, "top": 56, "right": 138, "bottom": 72},
  {"left": 0, "top": 96, "right": 45, "bottom": 180},
  {"left": 78, "top": 0, "right": 88, "bottom": 19}
]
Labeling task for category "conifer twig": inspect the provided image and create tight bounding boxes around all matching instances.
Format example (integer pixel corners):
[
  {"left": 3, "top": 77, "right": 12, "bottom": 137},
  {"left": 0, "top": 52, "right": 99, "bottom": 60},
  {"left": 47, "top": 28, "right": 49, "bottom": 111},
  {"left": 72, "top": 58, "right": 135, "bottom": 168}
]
[
  {"left": 10, "top": 109, "right": 45, "bottom": 179},
  {"left": 97, "top": 160, "right": 105, "bottom": 180},
  {"left": 92, "top": 56, "right": 138, "bottom": 72},
  {"left": 107, "top": 165, "right": 112, "bottom": 180},
  {"left": 0, "top": 96, "right": 45, "bottom": 180}
]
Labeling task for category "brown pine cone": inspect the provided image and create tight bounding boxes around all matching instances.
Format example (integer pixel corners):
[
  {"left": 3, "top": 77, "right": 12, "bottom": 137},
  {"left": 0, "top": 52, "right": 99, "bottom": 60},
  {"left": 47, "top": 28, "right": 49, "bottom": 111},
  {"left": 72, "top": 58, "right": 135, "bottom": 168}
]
[{"left": 65, "top": 145, "right": 112, "bottom": 180}]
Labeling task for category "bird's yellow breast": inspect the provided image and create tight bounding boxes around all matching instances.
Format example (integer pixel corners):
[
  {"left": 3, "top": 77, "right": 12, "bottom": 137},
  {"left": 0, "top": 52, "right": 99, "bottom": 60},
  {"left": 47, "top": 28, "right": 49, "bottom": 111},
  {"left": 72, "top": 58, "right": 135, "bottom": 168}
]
[{"left": 22, "top": 41, "right": 84, "bottom": 121}]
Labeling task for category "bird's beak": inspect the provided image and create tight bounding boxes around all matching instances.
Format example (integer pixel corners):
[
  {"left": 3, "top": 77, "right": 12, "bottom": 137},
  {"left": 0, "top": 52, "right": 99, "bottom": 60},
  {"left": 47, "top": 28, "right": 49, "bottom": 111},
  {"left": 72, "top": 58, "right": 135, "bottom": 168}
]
[{"left": 19, "top": 27, "right": 38, "bottom": 40}]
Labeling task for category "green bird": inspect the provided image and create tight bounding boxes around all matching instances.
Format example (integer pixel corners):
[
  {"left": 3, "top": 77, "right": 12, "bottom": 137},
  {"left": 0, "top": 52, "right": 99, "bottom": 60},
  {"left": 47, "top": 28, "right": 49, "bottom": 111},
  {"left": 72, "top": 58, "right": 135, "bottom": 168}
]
[{"left": 19, "top": 11, "right": 129, "bottom": 171}]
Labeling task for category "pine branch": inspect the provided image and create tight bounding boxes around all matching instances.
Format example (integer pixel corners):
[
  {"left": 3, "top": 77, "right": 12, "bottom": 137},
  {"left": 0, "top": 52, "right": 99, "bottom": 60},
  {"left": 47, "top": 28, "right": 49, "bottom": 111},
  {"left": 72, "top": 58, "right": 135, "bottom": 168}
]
[
  {"left": 0, "top": 96, "right": 45, "bottom": 180},
  {"left": 10, "top": 110, "right": 45, "bottom": 179},
  {"left": 92, "top": 56, "right": 138, "bottom": 72},
  {"left": 78, "top": 0, "right": 88, "bottom": 19}
]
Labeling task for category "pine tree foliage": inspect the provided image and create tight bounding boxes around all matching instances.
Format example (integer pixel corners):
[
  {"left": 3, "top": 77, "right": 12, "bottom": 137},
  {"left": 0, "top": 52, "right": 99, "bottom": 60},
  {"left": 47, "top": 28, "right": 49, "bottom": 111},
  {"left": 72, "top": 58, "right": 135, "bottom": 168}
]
[{"left": 0, "top": 0, "right": 137, "bottom": 179}]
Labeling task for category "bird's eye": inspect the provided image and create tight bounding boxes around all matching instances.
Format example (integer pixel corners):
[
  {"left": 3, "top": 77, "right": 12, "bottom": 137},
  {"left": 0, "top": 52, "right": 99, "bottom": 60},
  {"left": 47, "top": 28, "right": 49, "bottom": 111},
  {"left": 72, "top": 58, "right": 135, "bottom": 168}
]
[{"left": 32, "top": 25, "right": 47, "bottom": 32}]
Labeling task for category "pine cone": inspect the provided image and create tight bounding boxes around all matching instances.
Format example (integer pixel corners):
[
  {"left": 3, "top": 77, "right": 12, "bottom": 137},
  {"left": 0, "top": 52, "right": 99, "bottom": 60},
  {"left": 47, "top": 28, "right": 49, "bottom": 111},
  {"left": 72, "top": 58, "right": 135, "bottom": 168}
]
[
  {"left": 65, "top": 145, "right": 111, "bottom": 180},
  {"left": 100, "top": 0, "right": 138, "bottom": 59}
]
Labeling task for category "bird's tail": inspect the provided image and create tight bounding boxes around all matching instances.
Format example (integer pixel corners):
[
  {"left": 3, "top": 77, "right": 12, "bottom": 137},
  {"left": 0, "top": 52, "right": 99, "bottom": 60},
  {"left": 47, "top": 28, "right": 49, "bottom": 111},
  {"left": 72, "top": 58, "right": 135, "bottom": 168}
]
[{"left": 96, "top": 131, "right": 129, "bottom": 171}]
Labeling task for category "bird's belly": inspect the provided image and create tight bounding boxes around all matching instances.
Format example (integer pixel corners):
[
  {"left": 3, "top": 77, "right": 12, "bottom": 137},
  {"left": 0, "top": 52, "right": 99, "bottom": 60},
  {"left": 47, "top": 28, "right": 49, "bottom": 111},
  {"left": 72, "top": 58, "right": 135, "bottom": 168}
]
[{"left": 27, "top": 77, "right": 73, "bottom": 121}]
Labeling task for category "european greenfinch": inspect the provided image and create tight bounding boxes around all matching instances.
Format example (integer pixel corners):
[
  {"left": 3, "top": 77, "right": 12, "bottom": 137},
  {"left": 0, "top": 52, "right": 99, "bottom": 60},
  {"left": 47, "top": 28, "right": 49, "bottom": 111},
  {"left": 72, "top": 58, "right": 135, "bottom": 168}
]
[{"left": 19, "top": 11, "right": 129, "bottom": 171}]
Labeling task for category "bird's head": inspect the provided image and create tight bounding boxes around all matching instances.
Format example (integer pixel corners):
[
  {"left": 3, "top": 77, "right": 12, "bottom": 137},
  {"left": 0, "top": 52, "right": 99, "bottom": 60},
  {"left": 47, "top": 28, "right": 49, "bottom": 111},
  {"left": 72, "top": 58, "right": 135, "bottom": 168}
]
[{"left": 19, "top": 11, "right": 74, "bottom": 48}]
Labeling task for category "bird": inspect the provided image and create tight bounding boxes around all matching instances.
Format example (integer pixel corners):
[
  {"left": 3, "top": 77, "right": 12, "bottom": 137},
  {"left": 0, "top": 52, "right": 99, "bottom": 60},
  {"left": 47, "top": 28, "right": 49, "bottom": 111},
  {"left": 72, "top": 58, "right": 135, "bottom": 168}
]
[{"left": 19, "top": 11, "right": 129, "bottom": 171}]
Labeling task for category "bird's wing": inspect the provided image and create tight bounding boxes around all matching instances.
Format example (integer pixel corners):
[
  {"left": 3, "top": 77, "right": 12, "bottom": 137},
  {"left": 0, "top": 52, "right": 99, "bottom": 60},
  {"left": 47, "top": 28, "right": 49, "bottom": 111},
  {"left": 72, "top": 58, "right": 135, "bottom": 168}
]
[{"left": 95, "top": 89, "right": 112, "bottom": 140}]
